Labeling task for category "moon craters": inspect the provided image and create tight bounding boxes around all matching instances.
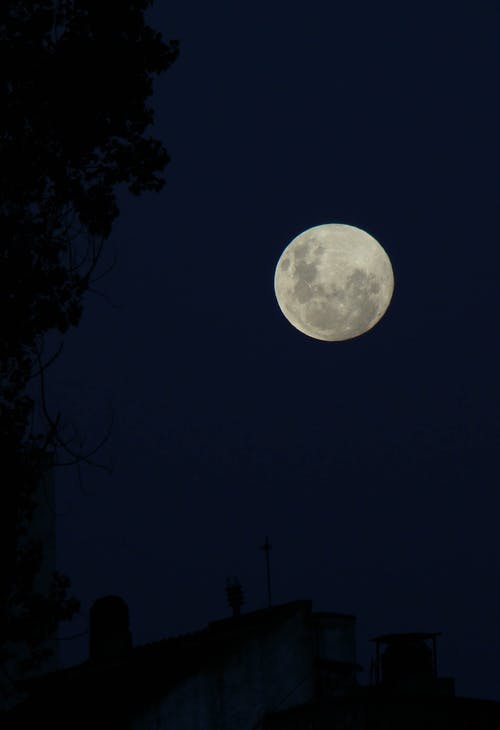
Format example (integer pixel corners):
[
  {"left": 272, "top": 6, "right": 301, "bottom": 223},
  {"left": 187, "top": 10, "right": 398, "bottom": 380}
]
[{"left": 274, "top": 224, "right": 394, "bottom": 341}]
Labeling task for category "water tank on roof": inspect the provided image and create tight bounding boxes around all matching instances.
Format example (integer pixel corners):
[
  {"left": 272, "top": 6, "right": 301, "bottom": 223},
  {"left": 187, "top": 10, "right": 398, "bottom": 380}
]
[
  {"left": 89, "top": 595, "right": 132, "bottom": 662},
  {"left": 381, "top": 636, "right": 433, "bottom": 685}
]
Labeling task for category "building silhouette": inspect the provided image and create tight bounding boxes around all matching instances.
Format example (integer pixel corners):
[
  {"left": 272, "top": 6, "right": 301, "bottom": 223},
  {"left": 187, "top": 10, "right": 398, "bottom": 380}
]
[{"left": 3, "top": 594, "right": 500, "bottom": 729}]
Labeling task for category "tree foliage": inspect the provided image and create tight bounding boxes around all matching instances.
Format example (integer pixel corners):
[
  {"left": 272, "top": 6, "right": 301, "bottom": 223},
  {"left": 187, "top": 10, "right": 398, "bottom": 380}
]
[{"left": 0, "top": 0, "right": 178, "bottom": 685}]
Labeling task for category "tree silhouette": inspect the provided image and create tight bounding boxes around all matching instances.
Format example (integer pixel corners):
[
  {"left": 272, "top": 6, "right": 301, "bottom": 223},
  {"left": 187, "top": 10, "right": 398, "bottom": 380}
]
[{"left": 0, "top": 0, "right": 178, "bottom": 688}]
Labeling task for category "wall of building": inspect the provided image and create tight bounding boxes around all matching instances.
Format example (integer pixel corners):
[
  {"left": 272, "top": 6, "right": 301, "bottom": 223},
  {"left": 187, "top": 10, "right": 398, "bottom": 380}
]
[
  {"left": 133, "top": 604, "right": 323, "bottom": 730},
  {"left": 314, "top": 613, "right": 356, "bottom": 665}
]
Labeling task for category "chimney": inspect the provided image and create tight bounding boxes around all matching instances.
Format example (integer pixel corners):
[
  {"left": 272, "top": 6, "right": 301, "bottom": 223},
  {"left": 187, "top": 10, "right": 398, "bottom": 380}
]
[
  {"left": 226, "top": 577, "right": 244, "bottom": 617},
  {"left": 89, "top": 595, "right": 132, "bottom": 662}
]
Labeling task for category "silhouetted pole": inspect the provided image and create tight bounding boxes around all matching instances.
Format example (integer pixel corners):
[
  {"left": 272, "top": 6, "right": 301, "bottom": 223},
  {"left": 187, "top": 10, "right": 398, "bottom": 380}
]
[{"left": 260, "top": 536, "right": 272, "bottom": 607}]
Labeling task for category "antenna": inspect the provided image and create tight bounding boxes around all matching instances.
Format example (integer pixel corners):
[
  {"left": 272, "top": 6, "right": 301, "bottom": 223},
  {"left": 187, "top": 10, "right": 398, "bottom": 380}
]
[{"left": 259, "top": 536, "right": 272, "bottom": 608}]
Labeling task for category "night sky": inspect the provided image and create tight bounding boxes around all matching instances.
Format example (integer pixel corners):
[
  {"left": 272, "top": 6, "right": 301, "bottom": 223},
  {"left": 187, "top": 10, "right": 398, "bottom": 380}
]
[{"left": 45, "top": 0, "right": 500, "bottom": 701}]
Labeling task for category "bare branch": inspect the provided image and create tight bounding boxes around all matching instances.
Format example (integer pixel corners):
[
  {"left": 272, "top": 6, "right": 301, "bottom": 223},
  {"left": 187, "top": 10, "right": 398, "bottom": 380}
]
[
  {"left": 34, "top": 345, "right": 113, "bottom": 473},
  {"left": 87, "top": 285, "right": 122, "bottom": 309},
  {"left": 90, "top": 246, "right": 118, "bottom": 284},
  {"left": 52, "top": 411, "right": 114, "bottom": 472},
  {"left": 27, "top": 341, "right": 64, "bottom": 382}
]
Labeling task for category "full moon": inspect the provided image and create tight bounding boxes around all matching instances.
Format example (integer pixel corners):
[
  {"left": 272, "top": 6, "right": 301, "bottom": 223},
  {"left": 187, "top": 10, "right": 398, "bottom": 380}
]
[{"left": 274, "top": 223, "right": 394, "bottom": 341}]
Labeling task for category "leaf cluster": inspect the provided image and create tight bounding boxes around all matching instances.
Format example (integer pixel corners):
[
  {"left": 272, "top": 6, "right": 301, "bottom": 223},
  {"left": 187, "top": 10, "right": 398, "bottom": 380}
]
[
  {"left": 0, "top": 0, "right": 178, "bottom": 685},
  {"left": 1, "top": 0, "right": 178, "bottom": 382}
]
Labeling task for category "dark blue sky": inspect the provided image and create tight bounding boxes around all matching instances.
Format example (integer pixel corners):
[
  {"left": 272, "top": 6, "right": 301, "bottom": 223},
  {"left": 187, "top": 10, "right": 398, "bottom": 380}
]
[{"left": 47, "top": 0, "right": 500, "bottom": 701}]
